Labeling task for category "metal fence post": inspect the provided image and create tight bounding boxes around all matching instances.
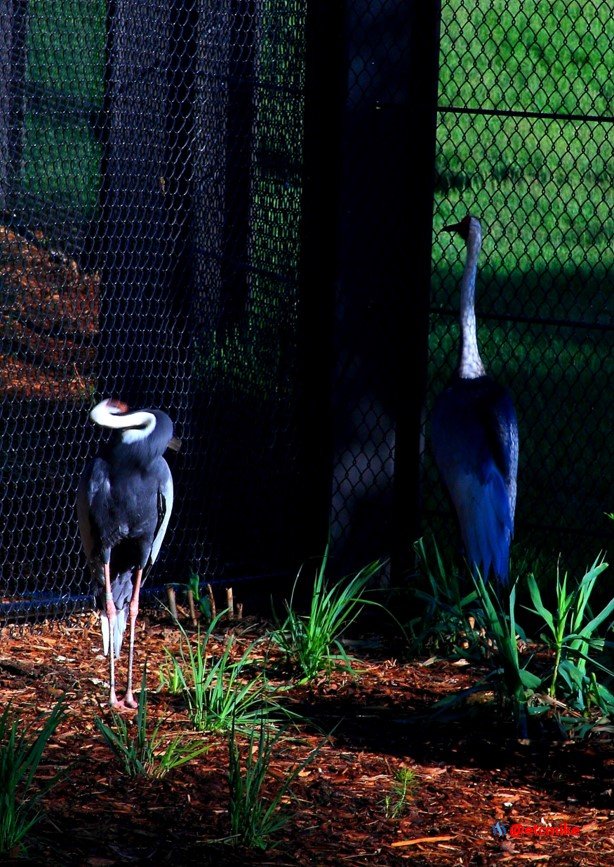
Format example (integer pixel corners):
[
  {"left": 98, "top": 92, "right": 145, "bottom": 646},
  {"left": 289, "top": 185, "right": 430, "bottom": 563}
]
[{"left": 297, "top": 0, "right": 347, "bottom": 564}]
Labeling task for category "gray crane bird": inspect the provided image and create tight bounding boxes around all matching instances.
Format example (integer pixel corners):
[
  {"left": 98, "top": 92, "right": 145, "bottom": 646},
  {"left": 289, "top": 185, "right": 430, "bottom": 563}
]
[
  {"left": 77, "top": 398, "right": 179, "bottom": 707},
  {"left": 431, "top": 215, "right": 519, "bottom": 586}
]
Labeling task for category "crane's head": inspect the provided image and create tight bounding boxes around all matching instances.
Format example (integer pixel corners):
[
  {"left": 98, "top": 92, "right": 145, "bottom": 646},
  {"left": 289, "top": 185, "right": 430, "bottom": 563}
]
[
  {"left": 105, "top": 398, "right": 129, "bottom": 414},
  {"left": 89, "top": 398, "right": 130, "bottom": 426},
  {"left": 443, "top": 214, "right": 481, "bottom": 241},
  {"left": 89, "top": 399, "right": 181, "bottom": 452}
]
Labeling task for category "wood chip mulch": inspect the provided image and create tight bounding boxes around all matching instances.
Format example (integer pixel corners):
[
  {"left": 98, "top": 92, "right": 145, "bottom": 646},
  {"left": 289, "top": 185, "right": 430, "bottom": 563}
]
[
  {"left": 0, "top": 225, "right": 98, "bottom": 399},
  {"left": 0, "top": 611, "right": 612, "bottom": 866}
]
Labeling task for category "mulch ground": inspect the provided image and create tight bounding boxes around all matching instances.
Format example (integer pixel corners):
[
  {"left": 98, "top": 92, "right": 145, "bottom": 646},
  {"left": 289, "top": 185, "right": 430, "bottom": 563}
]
[
  {"left": 0, "top": 225, "right": 97, "bottom": 399},
  {"left": 0, "top": 608, "right": 611, "bottom": 866}
]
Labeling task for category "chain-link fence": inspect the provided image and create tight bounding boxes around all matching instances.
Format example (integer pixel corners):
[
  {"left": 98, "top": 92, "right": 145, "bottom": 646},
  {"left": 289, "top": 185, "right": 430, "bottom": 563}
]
[
  {"left": 329, "top": 1, "right": 612, "bottom": 576},
  {"left": 0, "top": 0, "right": 331, "bottom": 622},
  {"left": 426, "top": 1, "right": 613, "bottom": 568},
  {"left": 0, "top": 2, "right": 611, "bottom": 622}
]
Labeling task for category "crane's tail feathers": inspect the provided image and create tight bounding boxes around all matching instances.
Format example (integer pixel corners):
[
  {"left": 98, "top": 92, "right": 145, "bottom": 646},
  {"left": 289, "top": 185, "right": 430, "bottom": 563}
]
[
  {"left": 455, "top": 469, "right": 513, "bottom": 586},
  {"left": 97, "top": 570, "right": 133, "bottom": 657},
  {"left": 100, "top": 608, "right": 128, "bottom": 659}
]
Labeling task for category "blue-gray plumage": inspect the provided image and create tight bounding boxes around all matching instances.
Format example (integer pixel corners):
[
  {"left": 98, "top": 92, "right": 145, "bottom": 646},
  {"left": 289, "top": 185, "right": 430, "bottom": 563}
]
[
  {"left": 431, "top": 216, "right": 519, "bottom": 585},
  {"left": 77, "top": 398, "right": 179, "bottom": 707}
]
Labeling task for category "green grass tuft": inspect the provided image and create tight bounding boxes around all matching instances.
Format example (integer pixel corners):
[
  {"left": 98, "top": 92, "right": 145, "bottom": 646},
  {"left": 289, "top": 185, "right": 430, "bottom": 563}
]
[
  {"left": 160, "top": 613, "right": 286, "bottom": 734},
  {"left": 225, "top": 716, "right": 319, "bottom": 850},
  {"left": 0, "top": 701, "right": 65, "bottom": 855},
  {"left": 95, "top": 667, "right": 209, "bottom": 778},
  {"left": 270, "top": 549, "right": 384, "bottom": 683}
]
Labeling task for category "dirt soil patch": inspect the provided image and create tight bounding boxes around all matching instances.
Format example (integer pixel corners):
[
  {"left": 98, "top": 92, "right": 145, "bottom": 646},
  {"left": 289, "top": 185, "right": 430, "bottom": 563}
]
[{"left": 0, "top": 610, "right": 612, "bottom": 866}]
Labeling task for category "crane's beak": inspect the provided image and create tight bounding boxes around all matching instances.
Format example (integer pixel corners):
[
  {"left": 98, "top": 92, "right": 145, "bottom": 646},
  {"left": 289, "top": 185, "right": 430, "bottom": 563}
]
[
  {"left": 443, "top": 220, "right": 462, "bottom": 233},
  {"left": 442, "top": 215, "right": 473, "bottom": 240},
  {"left": 167, "top": 436, "right": 182, "bottom": 453}
]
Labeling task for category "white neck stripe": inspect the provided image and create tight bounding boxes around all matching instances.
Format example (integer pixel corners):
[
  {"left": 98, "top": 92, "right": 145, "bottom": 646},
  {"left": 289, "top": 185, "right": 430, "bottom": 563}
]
[
  {"left": 90, "top": 400, "right": 156, "bottom": 442},
  {"left": 459, "top": 221, "right": 486, "bottom": 379},
  {"left": 120, "top": 414, "right": 156, "bottom": 442}
]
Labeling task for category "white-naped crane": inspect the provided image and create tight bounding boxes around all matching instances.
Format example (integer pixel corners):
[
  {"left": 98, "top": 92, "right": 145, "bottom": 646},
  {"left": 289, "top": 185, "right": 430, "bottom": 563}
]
[
  {"left": 431, "top": 215, "right": 519, "bottom": 586},
  {"left": 77, "top": 398, "right": 180, "bottom": 707}
]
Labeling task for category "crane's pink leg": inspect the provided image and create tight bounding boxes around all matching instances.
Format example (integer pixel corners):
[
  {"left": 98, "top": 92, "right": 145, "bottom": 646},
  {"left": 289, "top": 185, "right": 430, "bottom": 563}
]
[
  {"left": 123, "top": 568, "right": 143, "bottom": 709},
  {"left": 103, "top": 563, "right": 121, "bottom": 707}
]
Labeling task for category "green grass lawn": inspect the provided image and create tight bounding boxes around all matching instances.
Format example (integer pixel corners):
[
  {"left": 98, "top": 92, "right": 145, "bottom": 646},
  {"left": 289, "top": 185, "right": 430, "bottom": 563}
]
[
  {"left": 19, "top": 0, "right": 105, "bottom": 221},
  {"left": 434, "top": 0, "right": 612, "bottom": 298},
  {"left": 26, "top": 0, "right": 105, "bottom": 104},
  {"left": 438, "top": 0, "right": 611, "bottom": 117},
  {"left": 22, "top": 113, "right": 101, "bottom": 215}
]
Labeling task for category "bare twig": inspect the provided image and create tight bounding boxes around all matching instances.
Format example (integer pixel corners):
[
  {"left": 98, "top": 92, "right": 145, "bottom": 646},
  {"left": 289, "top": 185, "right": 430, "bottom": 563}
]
[
  {"left": 166, "top": 586, "right": 178, "bottom": 621},
  {"left": 187, "top": 590, "right": 197, "bottom": 626},
  {"left": 206, "top": 583, "right": 216, "bottom": 619}
]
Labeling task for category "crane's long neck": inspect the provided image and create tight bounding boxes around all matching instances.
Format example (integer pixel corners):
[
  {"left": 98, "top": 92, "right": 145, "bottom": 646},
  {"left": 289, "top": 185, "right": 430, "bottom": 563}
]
[
  {"left": 458, "top": 225, "right": 486, "bottom": 379},
  {"left": 90, "top": 402, "right": 156, "bottom": 441}
]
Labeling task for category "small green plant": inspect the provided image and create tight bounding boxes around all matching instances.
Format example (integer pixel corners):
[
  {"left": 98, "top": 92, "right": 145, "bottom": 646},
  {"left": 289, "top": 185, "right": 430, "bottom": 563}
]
[
  {"left": 0, "top": 701, "right": 65, "bottom": 855},
  {"left": 186, "top": 571, "right": 213, "bottom": 620},
  {"left": 226, "top": 717, "right": 319, "bottom": 850},
  {"left": 524, "top": 555, "right": 613, "bottom": 730},
  {"left": 382, "top": 767, "right": 419, "bottom": 819},
  {"left": 428, "top": 568, "right": 540, "bottom": 734},
  {"left": 408, "top": 537, "right": 480, "bottom": 653},
  {"left": 470, "top": 573, "right": 541, "bottom": 733},
  {"left": 95, "top": 667, "right": 209, "bottom": 778},
  {"left": 158, "top": 651, "right": 185, "bottom": 694},
  {"left": 270, "top": 548, "right": 383, "bottom": 683},
  {"left": 431, "top": 550, "right": 613, "bottom": 739},
  {"left": 161, "top": 613, "right": 282, "bottom": 734}
]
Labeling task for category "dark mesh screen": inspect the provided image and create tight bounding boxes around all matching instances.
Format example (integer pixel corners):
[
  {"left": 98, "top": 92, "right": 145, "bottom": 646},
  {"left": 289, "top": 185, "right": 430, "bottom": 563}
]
[
  {"left": 0, "top": 1, "right": 611, "bottom": 622},
  {"left": 0, "top": 0, "right": 315, "bottom": 621}
]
